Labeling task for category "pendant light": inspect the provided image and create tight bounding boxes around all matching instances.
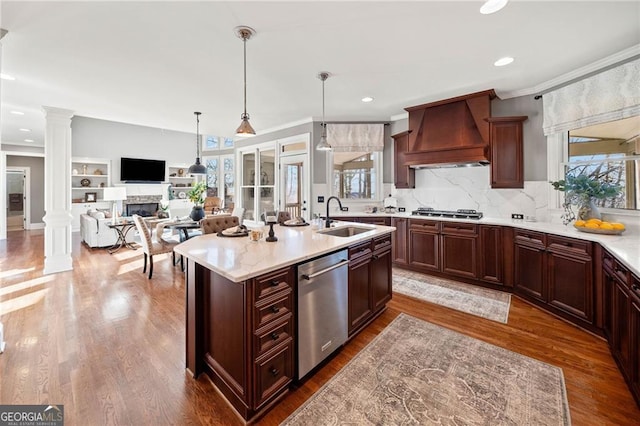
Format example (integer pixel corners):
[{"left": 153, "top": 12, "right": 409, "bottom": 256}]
[
  {"left": 235, "top": 26, "right": 256, "bottom": 137},
  {"left": 188, "top": 111, "right": 207, "bottom": 175},
  {"left": 315, "top": 71, "right": 332, "bottom": 151}
]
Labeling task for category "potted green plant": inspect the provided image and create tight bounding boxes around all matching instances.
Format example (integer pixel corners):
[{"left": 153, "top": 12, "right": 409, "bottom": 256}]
[
  {"left": 187, "top": 181, "right": 207, "bottom": 221},
  {"left": 157, "top": 201, "right": 170, "bottom": 219},
  {"left": 550, "top": 174, "right": 621, "bottom": 223}
]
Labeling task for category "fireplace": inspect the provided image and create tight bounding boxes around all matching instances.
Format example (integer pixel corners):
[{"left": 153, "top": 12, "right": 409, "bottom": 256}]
[{"left": 126, "top": 203, "right": 159, "bottom": 217}]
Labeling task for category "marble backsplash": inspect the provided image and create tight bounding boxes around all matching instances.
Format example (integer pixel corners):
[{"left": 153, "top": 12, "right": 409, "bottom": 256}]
[{"left": 392, "top": 167, "right": 550, "bottom": 221}]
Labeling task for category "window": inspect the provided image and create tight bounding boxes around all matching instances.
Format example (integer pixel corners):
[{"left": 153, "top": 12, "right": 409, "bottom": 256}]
[
  {"left": 203, "top": 154, "right": 234, "bottom": 208},
  {"left": 331, "top": 151, "right": 381, "bottom": 201},
  {"left": 568, "top": 116, "right": 639, "bottom": 210}
]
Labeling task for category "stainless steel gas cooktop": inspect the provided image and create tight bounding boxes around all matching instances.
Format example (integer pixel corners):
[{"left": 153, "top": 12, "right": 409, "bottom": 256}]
[{"left": 411, "top": 207, "right": 483, "bottom": 220}]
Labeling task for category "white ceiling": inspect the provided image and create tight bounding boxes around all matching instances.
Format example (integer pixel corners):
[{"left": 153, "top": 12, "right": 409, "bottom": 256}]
[{"left": 1, "top": 1, "right": 639, "bottom": 148}]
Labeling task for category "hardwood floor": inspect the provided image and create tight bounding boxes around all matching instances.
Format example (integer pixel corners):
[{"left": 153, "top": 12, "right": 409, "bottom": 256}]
[{"left": 0, "top": 231, "right": 638, "bottom": 425}]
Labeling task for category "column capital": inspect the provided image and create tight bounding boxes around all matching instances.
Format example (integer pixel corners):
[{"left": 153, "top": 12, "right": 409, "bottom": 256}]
[{"left": 42, "top": 106, "right": 74, "bottom": 120}]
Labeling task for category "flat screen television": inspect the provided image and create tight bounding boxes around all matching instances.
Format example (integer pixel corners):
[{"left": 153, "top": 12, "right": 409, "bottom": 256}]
[{"left": 120, "top": 157, "right": 166, "bottom": 182}]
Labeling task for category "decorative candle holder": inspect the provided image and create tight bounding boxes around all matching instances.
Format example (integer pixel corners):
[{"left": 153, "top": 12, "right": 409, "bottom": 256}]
[
  {"left": 266, "top": 222, "right": 278, "bottom": 242},
  {"left": 264, "top": 210, "right": 278, "bottom": 242}
]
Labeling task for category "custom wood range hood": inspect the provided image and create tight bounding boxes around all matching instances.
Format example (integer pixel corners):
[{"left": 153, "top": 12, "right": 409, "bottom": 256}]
[{"left": 402, "top": 89, "right": 496, "bottom": 168}]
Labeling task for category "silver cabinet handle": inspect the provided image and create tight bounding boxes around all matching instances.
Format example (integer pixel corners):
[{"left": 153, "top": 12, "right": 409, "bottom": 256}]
[{"left": 301, "top": 259, "right": 349, "bottom": 280}]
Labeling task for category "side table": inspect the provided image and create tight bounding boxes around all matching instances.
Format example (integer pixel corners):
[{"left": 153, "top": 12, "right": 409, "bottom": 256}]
[{"left": 107, "top": 221, "right": 138, "bottom": 254}]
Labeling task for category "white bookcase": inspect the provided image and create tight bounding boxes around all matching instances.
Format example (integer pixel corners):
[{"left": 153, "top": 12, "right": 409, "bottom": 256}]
[
  {"left": 71, "top": 157, "right": 111, "bottom": 231},
  {"left": 167, "top": 164, "right": 197, "bottom": 200}
]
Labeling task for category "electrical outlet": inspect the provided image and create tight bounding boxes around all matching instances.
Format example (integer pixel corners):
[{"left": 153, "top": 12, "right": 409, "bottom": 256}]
[
  {"left": 341, "top": 207, "right": 349, "bottom": 212},
  {"left": 398, "top": 207, "right": 406, "bottom": 212},
  {"left": 317, "top": 196, "right": 324, "bottom": 203},
  {"left": 512, "top": 213, "right": 524, "bottom": 220}
]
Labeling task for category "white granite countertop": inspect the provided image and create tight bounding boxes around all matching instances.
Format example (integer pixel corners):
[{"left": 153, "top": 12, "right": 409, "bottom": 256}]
[
  {"left": 332, "top": 212, "right": 640, "bottom": 277},
  {"left": 174, "top": 222, "right": 395, "bottom": 282}
]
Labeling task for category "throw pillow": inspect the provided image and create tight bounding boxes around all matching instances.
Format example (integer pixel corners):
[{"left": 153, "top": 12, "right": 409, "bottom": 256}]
[{"left": 97, "top": 208, "right": 112, "bottom": 219}]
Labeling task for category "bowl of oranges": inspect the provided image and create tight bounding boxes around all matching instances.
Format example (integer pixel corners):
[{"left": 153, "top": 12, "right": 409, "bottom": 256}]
[{"left": 574, "top": 218, "right": 625, "bottom": 235}]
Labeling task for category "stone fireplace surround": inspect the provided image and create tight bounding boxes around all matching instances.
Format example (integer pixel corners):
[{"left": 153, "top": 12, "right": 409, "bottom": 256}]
[{"left": 124, "top": 195, "right": 162, "bottom": 217}]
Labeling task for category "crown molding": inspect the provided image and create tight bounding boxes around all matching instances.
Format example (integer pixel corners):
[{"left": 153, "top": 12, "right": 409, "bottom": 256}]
[{"left": 497, "top": 44, "right": 640, "bottom": 99}]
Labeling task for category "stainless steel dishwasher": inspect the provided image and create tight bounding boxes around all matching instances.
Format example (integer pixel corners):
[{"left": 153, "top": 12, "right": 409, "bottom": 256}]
[{"left": 297, "top": 249, "right": 349, "bottom": 379}]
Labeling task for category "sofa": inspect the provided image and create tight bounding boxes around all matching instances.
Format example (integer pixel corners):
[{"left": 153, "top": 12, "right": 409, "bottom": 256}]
[{"left": 80, "top": 210, "right": 136, "bottom": 248}]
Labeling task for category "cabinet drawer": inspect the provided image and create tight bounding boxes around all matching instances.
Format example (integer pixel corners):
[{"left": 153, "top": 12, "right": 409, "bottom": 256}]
[
  {"left": 254, "top": 292, "right": 292, "bottom": 330},
  {"left": 603, "top": 250, "right": 630, "bottom": 287},
  {"left": 254, "top": 267, "right": 293, "bottom": 301},
  {"left": 514, "top": 230, "right": 546, "bottom": 248},
  {"left": 547, "top": 235, "right": 591, "bottom": 258},
  {"left": 409, "top": 219, "right": 439, "bottom": 233},
  {"left": 349, "top": 241, "right": 372, "bottom": 261},
  {"left": 254, "top": 342, "right": 293, "bottom": 410},
  {"left": 359, "top": 217, "right": 391, "bottom": 226},
  {"left": 254, "top": 316, "right": 293, "bottom": 358},
  {"left": 373, "top": 235, "right": 392, "bottom": 253},
  {"left": 441, "top": 222, "right": 477, "bottom": 236}
]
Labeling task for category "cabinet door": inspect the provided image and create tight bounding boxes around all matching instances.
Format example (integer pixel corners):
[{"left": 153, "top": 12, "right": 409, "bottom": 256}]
[
  {"left": 630, "top": 290, "right": 640, "bottom": 402},
  {"left": 408, "top": 229, "right": 439, "bottom": 272},
  {"left": 613, "top": 281, "right": 631, "bottom": 379},
  {"left": 392, "top": 131, "right": 415, "bottom": 189},
  {"left": 602, "top": 268, "right": 615, "bottom": 341},
  {"left": 514, "top": 242, "right": 546, "bottom": 302},
  {"left": 478, "top": 225, "right": 503, "bottom": 285},
  {"left": 371, "top": 249, "right": 392, "bottom": 312},
  {"left": 487, "top": 117, "right": 526, "bottom": 188},
  {"left": 441, "top": 233, "right": 477, "bottom": 279},
  {"left": 547, "top": 250, "right": 593, "bottom": 323},
  {"left": 348, "top": 258, "right": 372, "bottom": 335},
  {"left": 391, "top": 217, "right": 408, "bottom": 265}
]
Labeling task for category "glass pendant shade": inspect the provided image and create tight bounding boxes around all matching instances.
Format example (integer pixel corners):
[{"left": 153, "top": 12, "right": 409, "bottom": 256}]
[
  {"left": 315, "top": 71, "right": 332, "bottom": 151},
  {"left": 189, "top": 111, "right": 207, "bottom": 175},
  {"left": 316, "top": 132, "right": 332, "bottom": 151}
]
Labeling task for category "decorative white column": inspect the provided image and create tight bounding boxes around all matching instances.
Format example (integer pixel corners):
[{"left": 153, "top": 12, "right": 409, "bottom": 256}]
[{"left": 42, "top": 106, "right": 74, "bottom": 274}]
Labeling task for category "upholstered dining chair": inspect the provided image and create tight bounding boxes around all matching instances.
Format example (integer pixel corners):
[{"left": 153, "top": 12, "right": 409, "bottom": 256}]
[
  {"left": 277, "top": 211, "right": 291, "bottom": 224},
  {"left": 199, "top": 215, "right": 240, "bottom": 235},
  {"left": 132, "top": 214, "right": 180, "bottom": 279},
  {"left": 203, "top": 196, "right": 222, "bottom": 214}
]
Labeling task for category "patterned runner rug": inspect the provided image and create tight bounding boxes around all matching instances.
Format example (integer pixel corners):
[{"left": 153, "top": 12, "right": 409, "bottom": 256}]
[
  {"left": 282, "top": 314, "right": 571, "bottom": 426},
  {"left": 393, "top": 268, "right": 511, "bottom": 323}
]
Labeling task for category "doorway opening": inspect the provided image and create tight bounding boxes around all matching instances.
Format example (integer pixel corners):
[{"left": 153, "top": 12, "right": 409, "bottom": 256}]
[{"left": 6, "top": 168, "right": 29, "bottom": 231}]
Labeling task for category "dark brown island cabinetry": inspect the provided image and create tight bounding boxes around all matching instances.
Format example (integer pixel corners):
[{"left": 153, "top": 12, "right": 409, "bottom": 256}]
[
  {"left": 391, "top": 130, "right": 415, "bottom": 188},
  {"left": 347, "top": 235, "right": 392, "bottom": 336},
  {"left": 514, "top": 230, "right": 595, "bottom": 329},
  {"left": 602, "top": 250, "right": 640, "bottom": 405},
  {"left": 486, "top": 116, "right": 527, "bottom": 188}
]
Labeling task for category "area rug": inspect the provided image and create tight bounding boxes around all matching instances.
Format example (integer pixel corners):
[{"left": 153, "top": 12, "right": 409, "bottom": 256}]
[
  {"left": 282, "top": 314, "right": 571, "bottom": 426},
  {"left": 393, "top": 269, "right": 511, "bottom": 323}
]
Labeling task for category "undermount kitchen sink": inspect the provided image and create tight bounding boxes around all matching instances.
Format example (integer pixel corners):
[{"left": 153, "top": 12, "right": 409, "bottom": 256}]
[{"left": 318, "top": 226, "right": 373, "bottom": 237}]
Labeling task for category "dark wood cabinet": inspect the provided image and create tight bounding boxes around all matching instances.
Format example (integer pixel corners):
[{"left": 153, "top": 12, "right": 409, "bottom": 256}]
[
  {"left": 478, "top": 225, "right": 504, "bottom": 285},
  {"left": 338, "top": 216, "right": 391, "bottom": 226},
  {"left": 408, "top": 219, "right": 440, "bottom": 272},
  {"left": 391, "top": 217, "right": 408, "bottom": 265},
  {"left": 630, "top": 283, "right": 640, "bottom": 403},
  {"left": 486, "top": 116, "right": 527, "bottom": 188},
  {"left": 440, "top": 222, "right": 478, "bottom": 279},
  {"left": 514, "top": 231, "right": 595, "bottom": 327},
  {"left": 392, "top": 131, "right": 415, "bottom": 188},
  {"left": 347, "top": 236, "right": 392, "bottom": 336}
]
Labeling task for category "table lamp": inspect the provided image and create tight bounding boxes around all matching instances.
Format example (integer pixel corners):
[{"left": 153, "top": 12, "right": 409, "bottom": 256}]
[{"left": 103, "top": 187, "right": 127, "bottom": 224}]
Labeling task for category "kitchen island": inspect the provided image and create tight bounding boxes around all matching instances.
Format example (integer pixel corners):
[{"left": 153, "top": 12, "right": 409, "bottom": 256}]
[{"left": 174, "top": 221, "right": 395, "bottom": 422}]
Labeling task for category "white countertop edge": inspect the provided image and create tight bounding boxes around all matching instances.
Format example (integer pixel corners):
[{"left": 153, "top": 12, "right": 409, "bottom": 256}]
[{"left": 174, "top": 223, "right": 395, "bottom": 282}]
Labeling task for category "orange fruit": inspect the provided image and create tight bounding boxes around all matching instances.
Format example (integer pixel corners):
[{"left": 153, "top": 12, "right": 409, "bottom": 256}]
[
  {"left": 611, "top": 223, "right": 625, "bottom": 230},
  {"left": 585, "top": 222, "right": 600, "bottom": 229},
  {"left": 600, "top": 223, "right": 614, "bottom": 230},
  {"left": 574, "top": 220, "right": 586, "bottom": 227},
  {"left": 586, "top": 218, "right": 602, "bottom": 225}
]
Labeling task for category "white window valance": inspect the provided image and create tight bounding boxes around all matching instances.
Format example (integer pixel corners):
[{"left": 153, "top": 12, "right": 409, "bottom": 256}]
[
  {"left": 326, "top": 123, "right": 384, "bottom": 152},
  {"left": 542, "top": 59, "right": 640, "bottom": 136}
]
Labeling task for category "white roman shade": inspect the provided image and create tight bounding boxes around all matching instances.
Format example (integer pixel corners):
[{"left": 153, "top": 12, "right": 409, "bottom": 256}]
[
  {"left": 326, "top": 123, "right": 384, "bottom": 152},
  {"left": 542, "top": 59, "right": 640, "bottom": 136}
]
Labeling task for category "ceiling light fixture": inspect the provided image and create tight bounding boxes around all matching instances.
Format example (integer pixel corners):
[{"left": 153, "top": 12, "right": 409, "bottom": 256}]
[
  {"left": 24, "top": 139, "right": 34, "bottom": 143},
  {"left": 187, "top": 112, "right": 207, "bottom": 175},
  {"left": 361, "top": 96, "right": 374, "bottom": 103},
  {"left": 494, "top": 56, "right": 514, "bottom": 67},
  {"left": 316, "top": 72, "right": 332, "bottom": 151},
  {"left": 234, "top": 26, "right": 257, "bottom": 138},
  {"left": 19, "top": 128, "right": 31, "bottom": 132},
  {"left": 0, "top": 73, "right": 15, "bottom": 81},
  {"left": 11, "top": 111, "right": 24, "bottom": 115},
  {"left": 480, "top": 0, "right": 509, "bottom": 14}
]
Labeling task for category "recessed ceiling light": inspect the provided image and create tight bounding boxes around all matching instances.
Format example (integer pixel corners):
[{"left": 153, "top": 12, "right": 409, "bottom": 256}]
[
  {"left": 0, "top": 73, "right": 16, "bottom": 80},
  {"left": 480, "top": 0, "right": 509, "bottom": 14},
  {"left": 24, "top": 139, "right": 34, "bottom": 143},
  {"left": 361, "top": 97, "right": 374, "bottom": 103},
  {"left": 10, "top": 110, "right": 25, "bottom": 115},
  {"left": 19, "top": 128, "right": 31, "bottom": 132},
  {"left": 494, "top": 57, "right": 514, "bottom": 67}
]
